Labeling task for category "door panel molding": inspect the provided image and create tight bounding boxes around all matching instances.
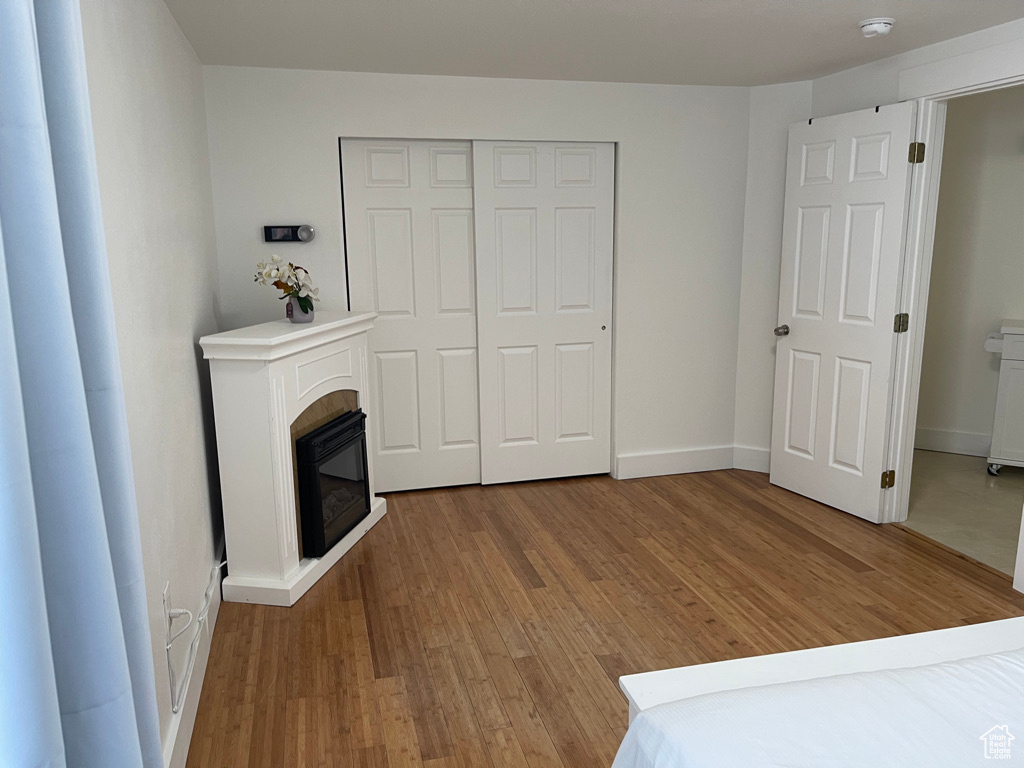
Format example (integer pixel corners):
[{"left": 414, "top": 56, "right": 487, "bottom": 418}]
[
  {"left": 474, "top": 141, "right": 614, "bottom": 485},
  {"left": 770, "top": 103, "right": 916, "bottom": 522},
  {"left": 342, "top": 139, "right": 481, "bottom": 491}
]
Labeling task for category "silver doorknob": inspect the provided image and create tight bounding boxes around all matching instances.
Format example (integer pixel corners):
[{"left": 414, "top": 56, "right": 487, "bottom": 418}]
[{"left": 774, "top": 324, "right": 790, "bottom": 337}]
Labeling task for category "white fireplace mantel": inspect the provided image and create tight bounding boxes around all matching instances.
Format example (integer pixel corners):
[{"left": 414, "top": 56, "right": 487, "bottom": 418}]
[{"left": 200, "top": 311, "right": 385, "bottom": 605}]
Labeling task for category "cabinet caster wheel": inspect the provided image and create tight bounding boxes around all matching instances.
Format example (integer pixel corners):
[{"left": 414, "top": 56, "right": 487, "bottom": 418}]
[{"left": 988, "top": 463, "right": 1002, "bottom": 476}]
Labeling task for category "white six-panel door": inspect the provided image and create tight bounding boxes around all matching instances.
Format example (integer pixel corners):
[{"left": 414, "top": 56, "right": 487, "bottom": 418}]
[
  {"left": 473, "top": 142, "right": 614, "bottom": 485},
  {"left": 342, "top": 140, "right": 481, "bottom": 491},
  {"left": 770, "top": 103, "right": 916, "bottom": 522}
]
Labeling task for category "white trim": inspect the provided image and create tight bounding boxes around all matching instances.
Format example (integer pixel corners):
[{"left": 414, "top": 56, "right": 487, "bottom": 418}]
[
  {"left": 620, "top": 616, "right": 1024, "bottom": 724},
  {"left": 613, "top": 445, "right": 772, "bottom": 479},
  {"left": 914, "top": 427, "right": 991, "bottom": 458},
  {"left": 221, "top": 496, "right": 386, "bottom": 606},
  {"left": 732, "top": 445, "right": 771, "bottom": 473},
  {"left": 613, "top": 446, "right": 734, "bottom": 480},
  {"left": 885, "top": 99, "right": 947, "bottom": 525},
  {"left": 899, "top": 37, "right": 1024, "bottom": 102},
  {"left": 199, "top": 311, "right": 376, "bottom": 362},
  {"left": 163, "top": 563, "right": 223, "bottom": 768},
  {"left": 887, "top": 65, "right": 1024, "bottom": 591}
]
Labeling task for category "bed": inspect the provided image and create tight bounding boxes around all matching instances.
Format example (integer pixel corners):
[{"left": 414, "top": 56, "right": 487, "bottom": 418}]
[{"left": 614, "top": 617, "right": 1024, "bottom": 767}]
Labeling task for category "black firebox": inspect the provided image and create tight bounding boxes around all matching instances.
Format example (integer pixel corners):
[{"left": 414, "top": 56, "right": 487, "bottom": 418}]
[{"left": 295, "top": 409, "right": 371, "bottom": 558}]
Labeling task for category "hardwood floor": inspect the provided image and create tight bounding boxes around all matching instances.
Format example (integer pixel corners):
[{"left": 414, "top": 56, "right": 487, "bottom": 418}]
[{"left": 186, "top": 471, "right": 1024, "bottom": 768}]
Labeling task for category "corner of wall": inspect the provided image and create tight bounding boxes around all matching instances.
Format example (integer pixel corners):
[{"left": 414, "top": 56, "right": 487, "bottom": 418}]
[
  {"left": 731, "top": 81, "right": 812, "bottom": 463},
  {"left": 732, "top": 445, "right": 771, "bottom": 473}
]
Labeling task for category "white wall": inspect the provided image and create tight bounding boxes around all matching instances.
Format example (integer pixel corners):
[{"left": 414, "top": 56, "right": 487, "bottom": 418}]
[
  {"left": 202, "top": 67, "right": 752, "bottom": 469},
  {"left": 915, "top": 86, "right": 1024, "bottom": 456},
  {"left": 81, "top": 0, "right": 221, "bottom": 756},
  {"left": 732, "top": 81, "right": 813, "bottom": 470}
]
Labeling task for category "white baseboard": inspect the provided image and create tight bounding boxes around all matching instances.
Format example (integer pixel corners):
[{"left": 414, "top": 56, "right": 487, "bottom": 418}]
[
  {"left": 613, "top": 446, "right": 735, "bottom": 479},
  {"left": 163, "top": 561, "right": 223, "bottom": 768},
  {"left": 613, "top": 444, "right": 773, "bottom": 480},
  {"left": 222, "top": 495, "right": 386, "bottom": 606},
  {"left": 733, "top": 445, "right": 771, "bottom": 473},
  {"left": 914, "top": 427, "right": 990, "bottom": 458}
]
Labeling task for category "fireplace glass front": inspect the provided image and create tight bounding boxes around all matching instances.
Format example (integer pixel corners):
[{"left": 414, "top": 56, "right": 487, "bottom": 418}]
[{"left": 295, "top": 409, "right": 371, "bottom": 558}]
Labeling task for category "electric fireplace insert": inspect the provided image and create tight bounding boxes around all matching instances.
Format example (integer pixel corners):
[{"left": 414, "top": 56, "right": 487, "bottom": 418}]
[{"left": 295, "top": 408, "right": 371, "bottom": 558}]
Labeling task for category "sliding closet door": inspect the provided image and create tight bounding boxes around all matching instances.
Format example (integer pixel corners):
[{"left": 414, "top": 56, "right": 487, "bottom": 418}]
[
  {"left": 341, "top": 139, "right": 480, "bottom": 492},
  {"left": 473, "top": 142, "right": 614, "bottom": 485}
]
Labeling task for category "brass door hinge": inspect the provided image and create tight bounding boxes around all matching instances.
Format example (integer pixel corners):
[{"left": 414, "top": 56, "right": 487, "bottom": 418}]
[
  {"left": 908, "top": 142, "right": 926, "bottom": 163},
  {"left": 881, "top": 469, "right": 896, "bottom": 489},
  {"left": 894, "top": 312, "right": 909, "bottom": 333}
]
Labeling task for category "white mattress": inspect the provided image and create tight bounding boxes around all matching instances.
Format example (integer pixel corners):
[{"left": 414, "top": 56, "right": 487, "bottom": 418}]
[{"left": 612, "top": 646, "right": 1024, "bottom": 768}]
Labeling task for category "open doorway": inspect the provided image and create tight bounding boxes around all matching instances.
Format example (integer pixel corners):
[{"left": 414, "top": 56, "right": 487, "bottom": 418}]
[{"left": 902, "top": 86, "right": 1024, "bottom": 575}]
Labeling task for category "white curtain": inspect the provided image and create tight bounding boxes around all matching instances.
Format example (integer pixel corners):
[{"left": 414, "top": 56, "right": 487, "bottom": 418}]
[{"left": 0, "top": 1, "right": 162, "bottom": 766}]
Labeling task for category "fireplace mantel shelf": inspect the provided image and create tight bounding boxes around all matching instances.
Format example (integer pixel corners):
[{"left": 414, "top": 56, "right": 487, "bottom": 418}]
[
  {"left": 200, "top": 310, "right": 377, "bottom": 361},
  {"left": 199, "top": 310, "right": 384, "bottom": 606}
]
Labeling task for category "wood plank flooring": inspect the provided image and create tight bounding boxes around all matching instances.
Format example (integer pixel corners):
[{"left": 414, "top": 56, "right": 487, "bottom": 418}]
[{"left": 186, "top": 471, "right": 1024, "bottom": 768}]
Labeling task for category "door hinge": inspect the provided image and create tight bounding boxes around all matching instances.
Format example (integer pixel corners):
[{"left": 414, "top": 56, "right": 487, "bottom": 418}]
[
  {"left": 881, "top": 469, "right": 896, "bottom": 489},
  {"left": 908, "top": 141, "right": 926, "bottom": 163},
  {"left": 894, "top": 312, "right": 909, "bottom": 333}
]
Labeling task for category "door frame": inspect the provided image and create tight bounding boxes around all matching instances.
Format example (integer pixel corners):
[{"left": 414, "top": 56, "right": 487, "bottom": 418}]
[
  {"left": 884, "top": 69, "right": 1024, "bottom": 592},
  {"left": 337, "top": 135, "right": 621, "bottom": 479}
]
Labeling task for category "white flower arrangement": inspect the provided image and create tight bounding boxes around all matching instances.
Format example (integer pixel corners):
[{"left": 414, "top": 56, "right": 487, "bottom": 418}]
[{"left": 253, "top": 254, "right": 320, "bottom": 314}]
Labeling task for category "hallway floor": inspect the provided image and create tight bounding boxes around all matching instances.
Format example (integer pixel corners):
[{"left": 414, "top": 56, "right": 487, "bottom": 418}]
[{"left": 905, "top": 450, "right": 1024, "bottom": 575}]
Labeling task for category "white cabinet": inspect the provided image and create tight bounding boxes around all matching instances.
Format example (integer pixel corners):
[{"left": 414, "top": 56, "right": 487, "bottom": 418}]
[{"left": 988, "top": 319, "right": 1024, "bottom": 475}]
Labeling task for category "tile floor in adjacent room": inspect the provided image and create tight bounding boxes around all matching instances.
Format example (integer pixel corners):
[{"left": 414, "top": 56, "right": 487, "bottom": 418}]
[{"left": 905, "top": 449, "right": 1024, "bottom": 575}]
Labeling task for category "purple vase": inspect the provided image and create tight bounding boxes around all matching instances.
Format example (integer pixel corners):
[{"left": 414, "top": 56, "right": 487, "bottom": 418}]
[{"left": 286, "top": 296, "right": 314, "bottom": 324}]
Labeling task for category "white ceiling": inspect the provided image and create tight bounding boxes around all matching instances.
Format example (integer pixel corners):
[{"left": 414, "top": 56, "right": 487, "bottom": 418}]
[{"left": 164, "top": 0, "right": 1024, "bottom": 86}]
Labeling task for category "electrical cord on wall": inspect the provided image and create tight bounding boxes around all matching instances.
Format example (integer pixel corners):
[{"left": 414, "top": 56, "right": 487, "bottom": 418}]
[{"left": 165, "top": 559, "right": 227, "bottom": 714}]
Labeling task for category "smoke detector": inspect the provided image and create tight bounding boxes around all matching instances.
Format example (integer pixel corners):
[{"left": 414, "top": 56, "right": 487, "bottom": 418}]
[{"left": 860, "top": 17, "right": 895, "bottom": 38}]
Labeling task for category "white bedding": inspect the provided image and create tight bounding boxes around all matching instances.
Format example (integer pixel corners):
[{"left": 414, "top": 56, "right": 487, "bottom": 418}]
[{"left": 612, "top": 646, "right": 1024, "bottom": 767}]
